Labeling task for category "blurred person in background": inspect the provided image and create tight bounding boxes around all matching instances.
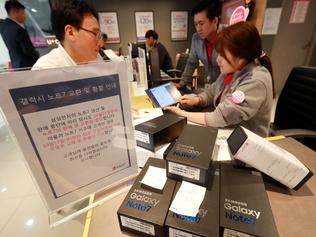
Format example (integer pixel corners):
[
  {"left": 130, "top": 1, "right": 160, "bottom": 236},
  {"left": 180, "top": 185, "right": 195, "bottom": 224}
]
[
  {"left": 0, "top": 0, "right": 39, "bottom": 70},
  {"left": 145, "top": 29, "right": 173, "bottom": 74}
]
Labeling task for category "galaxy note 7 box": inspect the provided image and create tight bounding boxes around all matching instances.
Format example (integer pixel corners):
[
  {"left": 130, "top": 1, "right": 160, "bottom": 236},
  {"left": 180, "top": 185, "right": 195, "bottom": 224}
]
[
  {"left": 165, "top": 168, "right": 220, "bottom": 237},
  {"left": 117, "top": 158, "right": 177, "bottom": 237},
  {"left": 134, "top": 112, "right": 187, "bottom": 151},
  {"left": 227, "top": 126, "right": 313, "bottom": 190},
  {"left": 166, "top": 124, "right": 218, "bottom": 186},
  {"left": 220, "top": 162, "right": 279, "bottom": 237}
]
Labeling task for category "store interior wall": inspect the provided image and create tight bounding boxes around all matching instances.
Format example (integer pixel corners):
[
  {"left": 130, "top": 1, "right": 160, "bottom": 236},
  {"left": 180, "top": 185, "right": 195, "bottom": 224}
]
[
  {"left": 90, "top": 0, "right": 198, "bottom": 66},
  {"left": 261, "top": 0, "right": 316, "bottom": 95},
  {"left": 1, "top": 0, "right": 315, "bottom": 83}
]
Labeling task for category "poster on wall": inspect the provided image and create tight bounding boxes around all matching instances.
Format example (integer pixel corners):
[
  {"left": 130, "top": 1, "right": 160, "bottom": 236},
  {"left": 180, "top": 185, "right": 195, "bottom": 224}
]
[
  {"left": 135, "top": 11, "right": 154, "bottom": 42},
  {"left": 0, "top": 62, "right": 138, "bottom": 211},
  {"left": 262, "top": 8, "right": 282, "bottom": 35},
  {"left": 98, "top": 12, "right": 120, "bottom": 43},
  {"left": 171, "top": 11, "right": 188, "bottom": 41},
  {"left": 289, "top": 0, "right": 310, "bottom": 24}
]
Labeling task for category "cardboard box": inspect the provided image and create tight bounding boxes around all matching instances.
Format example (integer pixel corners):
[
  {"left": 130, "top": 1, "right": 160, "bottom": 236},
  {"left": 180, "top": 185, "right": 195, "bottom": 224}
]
[
  {"left": 220, "top": 162, "right": 279, "bottom": 237},
  {"left": 227, "top": 126, "right": 313, "bottom": 190},
  {"left": 117, "top": 158, "right": 176, "bottom": 237},
  {"left": 134, "top": 112, "right": 187, "bottom": 151},
  {"left": 165, "top": 167, "right": 220, "bottom": 237},
  {"left": 166, "top": 124, "right": 217, "bottom": 186}
]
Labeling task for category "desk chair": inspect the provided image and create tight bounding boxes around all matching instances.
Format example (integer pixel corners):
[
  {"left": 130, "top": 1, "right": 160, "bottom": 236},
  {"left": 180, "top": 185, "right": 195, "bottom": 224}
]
[
  {"left": 167, "top": 52, "right": 203, "bottom": 91},
  {"left": 270, "top": 66, "right": 316, "bottom": 151},
  {"left": 167, "top": 52, "right": 189, "bottom": 78}
]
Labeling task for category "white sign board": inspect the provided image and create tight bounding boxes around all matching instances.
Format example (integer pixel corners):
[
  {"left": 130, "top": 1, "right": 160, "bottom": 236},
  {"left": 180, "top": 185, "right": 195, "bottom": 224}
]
[{"left": 0, "top": 62, "right": 138, "bottom": 211}]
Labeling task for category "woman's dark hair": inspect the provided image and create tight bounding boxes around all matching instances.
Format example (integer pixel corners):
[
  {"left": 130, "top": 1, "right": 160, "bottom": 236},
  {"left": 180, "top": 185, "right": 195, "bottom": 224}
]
[
  {"left": 216, "top": 21, "right": 275, "bottom": 97},
  {"left": 50, "top": 0, "right": 98, "bottom": 42}
]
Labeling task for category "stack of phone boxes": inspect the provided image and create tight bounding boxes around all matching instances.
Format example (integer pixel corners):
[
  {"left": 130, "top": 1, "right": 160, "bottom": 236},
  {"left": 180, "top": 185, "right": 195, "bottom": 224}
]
[
  {"left": 134, "top": 112, "right": 187, "bottom": 151},
  {"left": 117, "top": 158, "right": 177, "bottom": 237},
  {"left": 164, "top": 124, "right": 220, "bottom": 236},
  {"left": 118, "top": 124, "right": 280, "bottom": 237}
]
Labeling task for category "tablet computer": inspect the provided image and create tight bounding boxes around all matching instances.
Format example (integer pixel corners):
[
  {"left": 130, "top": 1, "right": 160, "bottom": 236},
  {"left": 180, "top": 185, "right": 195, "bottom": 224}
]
[{"left": 145, "top": 82, "right": 182, "bottom": 108}]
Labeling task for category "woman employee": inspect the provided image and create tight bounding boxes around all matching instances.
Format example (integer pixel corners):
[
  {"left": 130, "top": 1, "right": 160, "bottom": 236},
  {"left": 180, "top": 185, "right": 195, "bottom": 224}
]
[{"left": 165, "top": 21, "right": 274, "bottom": 137}]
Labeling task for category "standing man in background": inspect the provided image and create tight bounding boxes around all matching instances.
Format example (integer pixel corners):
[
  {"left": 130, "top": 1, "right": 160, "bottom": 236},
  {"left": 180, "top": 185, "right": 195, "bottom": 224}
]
[
  {"left": 145, "top": 29, "right": 173, "bottom": 74},
  {"left": 176, "top": 0, "right": 221, "bottom": 90},
  {"left": 0, "top": 0, "right": 39, "bottom": 69}
]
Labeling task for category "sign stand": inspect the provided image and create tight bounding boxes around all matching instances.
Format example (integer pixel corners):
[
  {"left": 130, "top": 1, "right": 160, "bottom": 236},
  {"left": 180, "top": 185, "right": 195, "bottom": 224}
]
[
  {"left": 0, "top": 62, "right": 139, "bottom": 226},
  {"left": 48, "top": 172, "right": 138, "bottom": 227}
]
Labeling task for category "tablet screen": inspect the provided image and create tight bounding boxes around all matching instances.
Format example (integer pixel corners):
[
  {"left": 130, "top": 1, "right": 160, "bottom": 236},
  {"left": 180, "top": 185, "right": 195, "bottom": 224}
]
[{"left": 146, "top": 82, "right": 182, "bottom": 107}]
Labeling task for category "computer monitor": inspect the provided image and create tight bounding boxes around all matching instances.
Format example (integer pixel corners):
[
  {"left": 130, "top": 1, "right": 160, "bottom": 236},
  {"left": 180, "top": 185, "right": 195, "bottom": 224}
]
[
  {"left": 129, "top": 42, "right": 146, "bottom": 58},
  {"left": 149, "top": 47, "right": 161, "bottom": 86}
]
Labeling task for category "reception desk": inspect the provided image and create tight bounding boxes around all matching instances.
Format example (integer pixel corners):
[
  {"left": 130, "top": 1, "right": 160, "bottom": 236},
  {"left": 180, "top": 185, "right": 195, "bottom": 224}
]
[{"left": 86, "top": 137, "right": 316, "bottom": 237}]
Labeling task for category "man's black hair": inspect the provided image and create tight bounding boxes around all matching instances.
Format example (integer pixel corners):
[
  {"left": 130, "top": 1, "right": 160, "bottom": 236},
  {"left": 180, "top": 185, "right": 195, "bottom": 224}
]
[
  {"left": 102, "top": 33, "right": 108, "bottom": 41},
  {"left": 50, "top": 0, "right": 99, "bottom": 42},
  {"left": 191, "top": 0, "right": 221, "bottom": 21},
  {"left": 145, "top": 30, "right": 158, "bottom": 40},
  {"left": 5, "top": 0, "right": 25, "bottom": 14}
]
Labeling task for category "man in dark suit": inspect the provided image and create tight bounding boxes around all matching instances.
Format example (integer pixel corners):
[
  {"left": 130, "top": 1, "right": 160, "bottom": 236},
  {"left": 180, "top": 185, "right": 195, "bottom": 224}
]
[
  {"left": 0, "top": 0, "right": 39, "bottom": 69},
  {"left": 145, "top": 30, "right": 173, "bottom": 74}
]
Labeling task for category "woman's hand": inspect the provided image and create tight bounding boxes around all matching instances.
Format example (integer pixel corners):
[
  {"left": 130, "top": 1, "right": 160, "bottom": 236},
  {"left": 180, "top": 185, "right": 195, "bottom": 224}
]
[
  {"left": 178, "top": 95, "right": 201, "bottom": 107},
  {"left": 164, "top": 105, "right": 187, "bottom": 117}
]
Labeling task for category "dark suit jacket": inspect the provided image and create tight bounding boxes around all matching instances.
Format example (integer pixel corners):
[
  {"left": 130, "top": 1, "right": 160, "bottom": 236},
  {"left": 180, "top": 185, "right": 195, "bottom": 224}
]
[
  {"left": 155, "top": 42, "right": 173, "bottom": 73},
  {"left": 0, "top": 18, "right": 39, "bottom": 69}
]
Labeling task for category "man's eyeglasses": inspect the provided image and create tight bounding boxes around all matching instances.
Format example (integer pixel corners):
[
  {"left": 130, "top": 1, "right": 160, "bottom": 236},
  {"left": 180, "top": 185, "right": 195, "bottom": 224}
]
[{"left": 78, "top": 27, "right": 103, "bottom": 40}]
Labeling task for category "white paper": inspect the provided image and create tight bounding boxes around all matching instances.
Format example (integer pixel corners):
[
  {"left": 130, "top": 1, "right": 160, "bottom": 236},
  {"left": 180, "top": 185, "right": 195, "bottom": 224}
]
[
  {"left": 0, "top": 111, "right": 5, "bottom": 128},
  {"left": 140, "top": 166, "right": 167, "bottom": 190},
  {"left": 131, "top": 81, "right": 147, "bottom": 97},
  {"left": 104, "top": 49, "right": 123, "bottom": 62},
  {"left": 214, "top": 129, "right": 233, "bottom": 161},
  {"left": 234, "top": 127, "right": 310, "bottom": 189},
  {"left": 120, "top": 216, "right": 155, "bottom": 236},
  {"left": 169, "top": 181, "right": 206, "bottom": 217},
  {"left": 262, "top": 8, "right": 282, "bottom": 35},
  {"left": 135, "top": 143, "right": 169, "bottom": 168},
  {"left": 168, "top": 162, "right": 200, "bottom": 180},
  {"left": 132, "top": 108, "right": 163, "bottom": 119}
]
